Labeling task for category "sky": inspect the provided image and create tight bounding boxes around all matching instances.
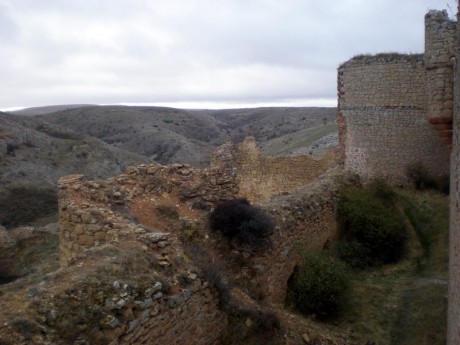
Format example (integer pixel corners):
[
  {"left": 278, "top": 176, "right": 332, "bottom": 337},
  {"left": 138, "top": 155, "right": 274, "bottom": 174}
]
[{"left": 0, "top": 0, "right": 457, "bottom": 111}]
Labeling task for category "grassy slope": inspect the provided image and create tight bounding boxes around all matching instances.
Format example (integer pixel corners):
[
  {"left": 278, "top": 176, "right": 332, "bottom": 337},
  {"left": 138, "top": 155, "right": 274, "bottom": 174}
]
[
  {"left": 262, "top": 122, "right": 338, "bottom": 156},
  {"left": 36, "top": 106, "right": 337, "bottom": 166},
  {"left": 326, "top": 189, "right": 449, "bottom": 345}
]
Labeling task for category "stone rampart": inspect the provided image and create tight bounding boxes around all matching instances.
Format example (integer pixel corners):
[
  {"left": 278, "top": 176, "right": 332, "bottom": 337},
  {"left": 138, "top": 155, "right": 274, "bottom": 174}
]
[
  {"left": 425, "top": 10, "right": 456, "bottom": 118},
  {"left": 253, "top": 169, "right": 356, "bottom": 303},
  {"left": 219, "top": 137, "right": 337, "bottom": 202},
  {"left": 54, "top": 138, "right": 355, "bottom": 344},
  {"left": 338, "top": 10, "right": 454, "bottom": 182},
  {"left": 58, "top": 173, "right": 228, "bottom": 345},
  {"left": 340, "top": 106, "right": 449, "bottom": 182},
  {"left": 59, "top": 138, "right": 336, "bottom": 265}
]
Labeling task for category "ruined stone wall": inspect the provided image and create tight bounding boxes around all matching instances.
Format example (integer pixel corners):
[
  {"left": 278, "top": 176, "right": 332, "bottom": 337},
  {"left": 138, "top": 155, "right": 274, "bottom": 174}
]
[
  {"left": 59, "top": 139, "right": 337, "bottom": 267},
  {"left": 338, "top": 54, "right": 427, "bottom": 109},
  {"left": 338, "top": 10, "right": 455, "bottom": 182},
  {"left": 58, "top": 173, "right": 228, "bottom": 345},
  {"left": 222, "top": 137, "right": 337, "bottom": 202},
  {"left": 115, "top": 287, "right": 225, "bottom": 345},
  {"left": 253, "top": 169, "right": 356, "bottom": 303},
  {"left": 338, "top": 55, "right": 449, "bottom": 182},
  {"left": 56, "top": 139, "right": 351, "bottom": 344}
]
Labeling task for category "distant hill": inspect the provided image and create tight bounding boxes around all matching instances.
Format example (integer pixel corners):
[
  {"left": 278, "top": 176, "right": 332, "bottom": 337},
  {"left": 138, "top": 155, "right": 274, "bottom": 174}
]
[
  {"left": 35, "top": 105, "right": 337, "bottom": 166},
  {"left": 0, "top": 104, "right": 337, "bottom": 228},
  {"left": 11, "top": 104, "right": 97, "bottom": 116},
  {"left": 0, "top": 112, "right": 148, "bottom": 189},
  {"left": 0, "top": 110, "right": 151, "bottom": 227}
]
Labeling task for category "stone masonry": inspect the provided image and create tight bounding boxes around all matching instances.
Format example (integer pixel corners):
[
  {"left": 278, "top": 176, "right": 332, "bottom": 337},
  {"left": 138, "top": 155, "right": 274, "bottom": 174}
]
[
  {"left": 53, "top": 138, "right": 353, "bottom": 344},
  {"left": 338, "top": 10, "right": 454, "bottom": 183},
  {"left": 59, "top": 137, "right": 336, "bottom": 266},
  {"left": 335, "top": 8, "right": 460, "bottom": 343},
  {"left": 448, "top": 5, "right": 460, "bottom": 344}
]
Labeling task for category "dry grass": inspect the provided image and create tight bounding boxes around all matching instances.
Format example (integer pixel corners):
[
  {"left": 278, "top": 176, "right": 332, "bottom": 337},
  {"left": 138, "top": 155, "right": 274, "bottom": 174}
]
[
  {"left": 262, "top": 123, "right": 338, "bottom": 157},
  {"left": 327, "top": 189, "right": 448, "bottom": 345}
]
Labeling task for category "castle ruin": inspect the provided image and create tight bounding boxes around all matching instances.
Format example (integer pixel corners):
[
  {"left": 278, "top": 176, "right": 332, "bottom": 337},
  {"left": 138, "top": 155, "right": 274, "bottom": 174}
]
[
  {"left": 338, "top": 10, "right": 454, "bottom": 183},
  {"left": 338, "top": 9, "right": 460, "bottom": 344},
  {"left": 1, "top": 8, "right": 459, "bottom": 345}
]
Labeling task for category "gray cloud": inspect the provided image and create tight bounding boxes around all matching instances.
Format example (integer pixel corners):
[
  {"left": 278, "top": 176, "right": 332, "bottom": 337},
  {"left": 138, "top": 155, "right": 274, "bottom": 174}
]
[{"left": 0, "top": 0, "right": 456, "bottom": 109}]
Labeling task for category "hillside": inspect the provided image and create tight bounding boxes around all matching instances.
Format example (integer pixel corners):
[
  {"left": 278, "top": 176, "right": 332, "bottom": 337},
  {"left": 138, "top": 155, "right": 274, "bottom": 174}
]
[
  {"left": 0, "top": 112, "right": 149, "bottom": 227},
  {"left": 11, "top": 104, "right": 97, "bottom": 116},
  {"left": 32, "top": 106, "right": 337, "bottom": 166},
  {"left": 0, "top": 105, "right": 337, "bottom": 228}
]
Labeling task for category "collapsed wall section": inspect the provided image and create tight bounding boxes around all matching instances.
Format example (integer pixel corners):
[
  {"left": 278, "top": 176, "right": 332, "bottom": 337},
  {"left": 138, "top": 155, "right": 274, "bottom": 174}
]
[
  {"left": 53, "top": 140, "right": 350, "bottom": 345},
  {"left": 252, "top": 169, "right": 358, "bottom": 303},
  {"left": 57, "top": 173, "right": 228, "bottom": 345},
  {"left": 220, "top": 137, "right": 337, "bottom": 202},
  {"left": 59, "top": 139, "right": 336, "bottom": 265}
]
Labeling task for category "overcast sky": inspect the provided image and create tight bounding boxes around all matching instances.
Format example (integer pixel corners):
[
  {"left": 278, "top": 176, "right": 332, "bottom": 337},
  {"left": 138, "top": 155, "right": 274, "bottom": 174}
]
[{"left": 0, "top": 0, "right": 457, "bottom": 110}]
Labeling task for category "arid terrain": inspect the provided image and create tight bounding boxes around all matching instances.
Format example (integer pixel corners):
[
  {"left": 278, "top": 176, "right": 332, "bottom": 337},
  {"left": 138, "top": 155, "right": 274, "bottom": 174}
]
[
  {"left": 0, "top": 105, "right": 450, "bottom": 345},
  {"left": 0, "top": 105, "right": 336, "bottom": 228}
]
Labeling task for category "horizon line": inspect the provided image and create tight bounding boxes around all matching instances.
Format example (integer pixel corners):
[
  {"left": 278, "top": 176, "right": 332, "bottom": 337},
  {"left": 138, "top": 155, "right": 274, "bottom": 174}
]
[{"left": 1, "top": 98, "right": 337, "bottom": 112}]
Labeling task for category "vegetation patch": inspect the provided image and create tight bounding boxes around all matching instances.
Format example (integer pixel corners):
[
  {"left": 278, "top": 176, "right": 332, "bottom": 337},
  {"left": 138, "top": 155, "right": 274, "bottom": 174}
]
[
  {"left": 406, "top": 161, "right": 449, "bottom": 194},
  {"left": 209, "top": 198, "right": 274, "bottom": 249},
  {"left": 333, "top": 188, "right": 448, "bottom": 345},
  {"left": 288, "top": 251, "right": 350, "bottom": 320},
  {"left": 337, "top": 180, "right": 407, "bottom": 269}
]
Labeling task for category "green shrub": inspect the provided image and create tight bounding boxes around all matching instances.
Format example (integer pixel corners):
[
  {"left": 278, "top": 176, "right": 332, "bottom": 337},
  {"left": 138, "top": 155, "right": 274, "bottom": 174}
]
[
  {"left": 406, "top": 162, "right": 439, "bottom": 191},
  {"left": 209, "top": 198, "right": 274, "bottom": 248},
  {"left": 368, "top": 179, "right": 398, "bottom": 206},
  {"left": 337, "top": 183, "right": 407, "bottom": 268},
  {"left": 290, "top": 251, "right": 349, "bottom": 320},
  {"left": 336, "top": 240, "right": 371, "bottom": 270}
]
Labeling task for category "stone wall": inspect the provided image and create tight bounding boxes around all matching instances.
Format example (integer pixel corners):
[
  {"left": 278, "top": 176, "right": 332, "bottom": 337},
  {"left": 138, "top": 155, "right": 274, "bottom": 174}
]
[
  {"left": 59, "top": 139, "right": 336, "bottom": 265},
  {"left": 253, "top": 169, "right": 356, "bottom": 304},
  {"left": 425, "top": 10, "right": 456, "bottom": 118},
  {"left": 55, "top": 136, "right": 354, "bottom": 344},
  {"left": 58, "top": 173, "right": 228, "bottom": 345},
  {"left": 220, "top": 137, "right": 337, "bottom": 202},
  {"left": 448, "top": 9, "right": 460, "bottom": 343},
  {"left": 338, "top": 10, "right": 454, "bottom": 182},
  {"left": 338, "top": 54, "right": 427, "bottom": 109},
  {"left": 341, "top": 107, "right": 449, "bottom": 182}
]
